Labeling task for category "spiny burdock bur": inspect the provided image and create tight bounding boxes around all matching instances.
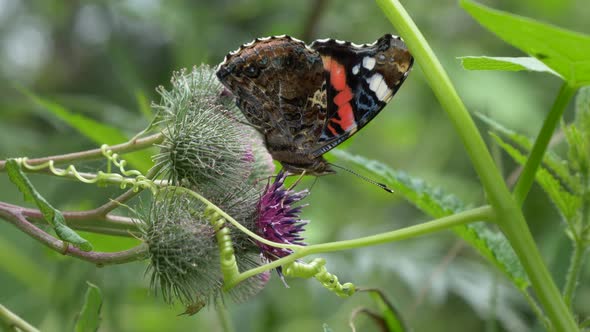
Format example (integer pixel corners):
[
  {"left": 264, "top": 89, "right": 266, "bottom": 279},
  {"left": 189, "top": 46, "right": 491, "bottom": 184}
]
[
  {"left": 153, "top": 65, "right": 273, "bottom": 197},
  {"left": 141, "top": 191, "right": 270, "bottom": 307},
  {"left": 141, "top": 65, "right": 310, "bottom": 311}
]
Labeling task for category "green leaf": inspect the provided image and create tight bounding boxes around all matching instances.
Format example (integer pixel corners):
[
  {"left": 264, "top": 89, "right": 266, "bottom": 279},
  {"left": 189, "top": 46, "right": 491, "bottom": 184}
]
[
  {"left": 565, "top": 125, "right": 590, "bottom": 175},
  {"left": 476, "top": 112, "right": 580, "bottom": 194},
  {"left": 460, "top": 0, "right": 590, "bottom": 87},
  {"left": 490, "top": 133, "right": 581, "bottom": 221},
  {"left": 459, "top": 56, "right": 561, "bottom": 77},
  {"left": 19, "top": 87, "right": 153, "bottom": 172},
  {"left": 367, "top": 289, "right": 407, "bottom": 332},
  {"left": 75, "top": 282, "right": 103, "bottom": 332},
  {"left": 332, "top": 150, "right": 530, "bottom": 290},
  {"left": 5, "top": 159, "right": 92, "bottom": 251},
  {"left": 569, "top": 87, "right": 590, "bottom": 173},
  {"left": 0, "top": 235, "right": 52, "bottom": 296}
]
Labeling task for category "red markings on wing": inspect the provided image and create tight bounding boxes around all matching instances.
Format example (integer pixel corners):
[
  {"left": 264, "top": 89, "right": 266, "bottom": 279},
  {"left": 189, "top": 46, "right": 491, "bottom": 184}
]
[
  {"left": 329, "top": 61, "right": 347, "bottom": 91},
  {"left": 327, "top": 123, "right": 338, "bottom": 136},
  {"left": 320, "top": 55, "right": 357, "bottom": 133},
  {"left": 332, "top": 104, "right": 355, "bottom": 131},
  {"left": 334, "top": 87, "right": 352, "bottom": 106}
]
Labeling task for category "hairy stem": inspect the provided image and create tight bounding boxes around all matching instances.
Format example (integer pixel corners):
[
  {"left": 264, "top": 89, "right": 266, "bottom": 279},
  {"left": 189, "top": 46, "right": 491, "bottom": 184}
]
[
  {"left": 0, "top": 133, "right": 163, "bottom": 172},
  {"left": 215, "top": 302, "right": 235, "bottom": 332},
  {"left": 0, "top": 304, "right": 39, "bottom": 332},
  {"left": 228, "top": 205, "right": 492, "bottom": 288},
  {"left": 0, "top": 197, "right": 141, "bottom": 238},
  {"left": 0, "top": 205, "right": 148, "bottom": 265},
  {"left": 562, "top": 241, "right": 587, "bottom": 309},
  {"left": 513, "top": 83, "right": 577, "bottom": 205},
  {"left": 376, "top": 0, "right": 579, "bottom": 331}
]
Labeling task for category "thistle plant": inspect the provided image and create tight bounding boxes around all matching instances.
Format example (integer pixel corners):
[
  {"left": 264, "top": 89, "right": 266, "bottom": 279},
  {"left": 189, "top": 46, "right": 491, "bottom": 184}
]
[
  {"left": 141, "top": 191, "right": 269, "bottom": 308},
  {"left": 153, "top": 66, "right": 260, "bottom": 196}
]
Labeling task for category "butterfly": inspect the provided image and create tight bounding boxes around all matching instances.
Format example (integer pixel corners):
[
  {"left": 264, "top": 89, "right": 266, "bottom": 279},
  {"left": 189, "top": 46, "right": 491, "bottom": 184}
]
[{"left": 216, "top": 34, "right": 413, "bottom": 176}]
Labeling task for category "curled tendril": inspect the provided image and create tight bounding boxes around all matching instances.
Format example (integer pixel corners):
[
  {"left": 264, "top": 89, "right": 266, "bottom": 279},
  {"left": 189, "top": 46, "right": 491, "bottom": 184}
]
[
  {"left": 13, "top": 145, "right": 157, "bottom": 194},
  {"left": 205, "top": 207, "right": 240, "bottom": 287},
  {"left": 283, "top": 258, "right": 356, "bottom": 298}
]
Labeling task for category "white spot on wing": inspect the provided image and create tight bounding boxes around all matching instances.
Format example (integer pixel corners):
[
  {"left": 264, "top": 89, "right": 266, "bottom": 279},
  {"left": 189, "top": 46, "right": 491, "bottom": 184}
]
[
  {"left": 352, "top": 64, "right": 360, "bottom": 75},
  {"left": 335, "top": 39, "right": 345, "bottom": 45},
  {"left": 376, "top": 84, "right": 392, "bottom": 101},
  {"left": 362, "top": 56, "right": 376, "bottom": 70},
  {"left": 367, "top": 73, "right": 391, "bottom": 101},
  {"left": 290, "top": 36, "right": 304, "bottom": 43},
  {"left": 315, "top": 38, "right": 330, "bottom": 43},
  {"left": 367, "top": 73, "right": 382, "bottom": 92}
]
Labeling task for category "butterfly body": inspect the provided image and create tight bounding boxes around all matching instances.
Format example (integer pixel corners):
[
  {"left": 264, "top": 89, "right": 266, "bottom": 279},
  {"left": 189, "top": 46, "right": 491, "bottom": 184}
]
[{"left": 216, "top": 34, "right": 413, "bottom": 175}]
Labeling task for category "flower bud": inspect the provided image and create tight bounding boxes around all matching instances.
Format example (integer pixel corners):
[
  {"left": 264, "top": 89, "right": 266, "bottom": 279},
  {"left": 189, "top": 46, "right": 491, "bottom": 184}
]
[
  {"left": 153, "top": 65, "right": 270, "bottom": 197},
  {"left": 141, "top": 191, "right": 269, "bottom": 308}
]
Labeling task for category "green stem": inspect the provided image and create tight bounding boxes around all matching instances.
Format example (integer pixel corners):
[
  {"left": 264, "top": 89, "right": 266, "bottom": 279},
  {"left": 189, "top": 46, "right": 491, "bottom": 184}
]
[
  {"left": 162, "top": 186, "right": 301, "bottom": 251},
  {"left": 376, "top": 1, "right": 579, "bottom": 331},
  {"left": 0, "top": 133, "right": 163, "bottom": 172},
  {"left": 562, "top": 241, "right": 587, "bottom": 309},
  {"left": 513, "top": 83, "right": 577, "bottom": 205},
  {"left": 228, "top": 205, "right": 492, "bottom": 288},
  {"left": 215, "top": 302, "right": 235, "bottom": 332},
  {"left": 522, "top": 291, "right": 552, "bottom": 331},
  {"left": 0, "top": 304, "right": 40, "bottom": 332}
]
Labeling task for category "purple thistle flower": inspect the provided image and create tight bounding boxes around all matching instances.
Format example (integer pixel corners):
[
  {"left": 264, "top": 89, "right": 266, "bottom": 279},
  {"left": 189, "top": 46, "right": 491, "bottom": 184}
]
[{"left": 255, "top": 171, "right": 309, "bottom": 263}]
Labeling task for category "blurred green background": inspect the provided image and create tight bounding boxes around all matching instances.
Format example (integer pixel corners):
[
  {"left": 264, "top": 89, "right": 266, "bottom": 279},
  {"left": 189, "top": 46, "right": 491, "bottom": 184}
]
[{"left": 1, "top": 0, "right": 589, "bottom": 331}]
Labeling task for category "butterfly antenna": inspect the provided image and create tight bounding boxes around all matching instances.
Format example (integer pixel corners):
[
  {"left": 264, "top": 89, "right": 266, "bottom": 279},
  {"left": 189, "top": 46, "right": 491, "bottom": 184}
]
[{"left": 329, "top": 163, "right": 394, "bottom": 193}]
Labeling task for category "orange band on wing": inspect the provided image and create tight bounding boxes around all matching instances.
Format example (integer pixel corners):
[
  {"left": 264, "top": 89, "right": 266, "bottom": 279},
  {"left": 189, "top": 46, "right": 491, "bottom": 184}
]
[
  {"left": 321, "top": 55, "right": 357, "bottom": 134},
  {"left": 334, "top": 87, "right": 353, "bottom": 106},
  {"left": 331, "top": 103, "right": 355, "bottom": 131},
  {"left": 329, "top": 61, "right": 347, "bottom": 91}
]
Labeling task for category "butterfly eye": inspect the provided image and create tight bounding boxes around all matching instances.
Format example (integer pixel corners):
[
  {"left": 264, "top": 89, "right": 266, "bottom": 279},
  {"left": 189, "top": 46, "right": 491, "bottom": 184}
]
[
  {"left": 376, "top": 53, "right": 387, "bottom": 64},
  {"left": 243, "top": 64, "right": 260, "bottom": 78}
]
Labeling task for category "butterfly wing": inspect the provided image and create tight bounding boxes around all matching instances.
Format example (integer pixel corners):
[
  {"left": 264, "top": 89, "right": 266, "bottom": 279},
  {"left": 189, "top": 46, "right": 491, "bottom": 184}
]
[
  {"left": 216, "top": 36, "right": 328, "bottom": 166},
  {"left": 309, "top": 34, "right": 413, "bottom": 157}
]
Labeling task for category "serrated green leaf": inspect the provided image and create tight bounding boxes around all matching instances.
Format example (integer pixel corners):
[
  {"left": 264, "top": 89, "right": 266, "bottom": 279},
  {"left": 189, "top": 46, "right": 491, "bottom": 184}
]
[
  {"left": 332, "top": 150, "right": 530, "bottom": 290},
  {"left": 476, "top": 112, "right": 580, "bottom": 193},
  {"left": 367, "top": 289, "right": 407, "bottom": 332},
  {"left": 75, "top": 282, "right": 103, "bottom": 332},
  {"left": 460, "top": 0, "right": 590, "bottom": 87},
  {"left": 460, "top": 56, "right": 561, "bottom": 77},
  {"left": 19, "top": 87, "right": 153, "bottom": 172},
  {"left": 565, "top": 125, "right": 590, "bottom": 175},
  {"left": 5, "top": 159, "right": 92, "bottom": 251},
  {"left": 490, "top": 133, "right": 581, "bottom": 221}
]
